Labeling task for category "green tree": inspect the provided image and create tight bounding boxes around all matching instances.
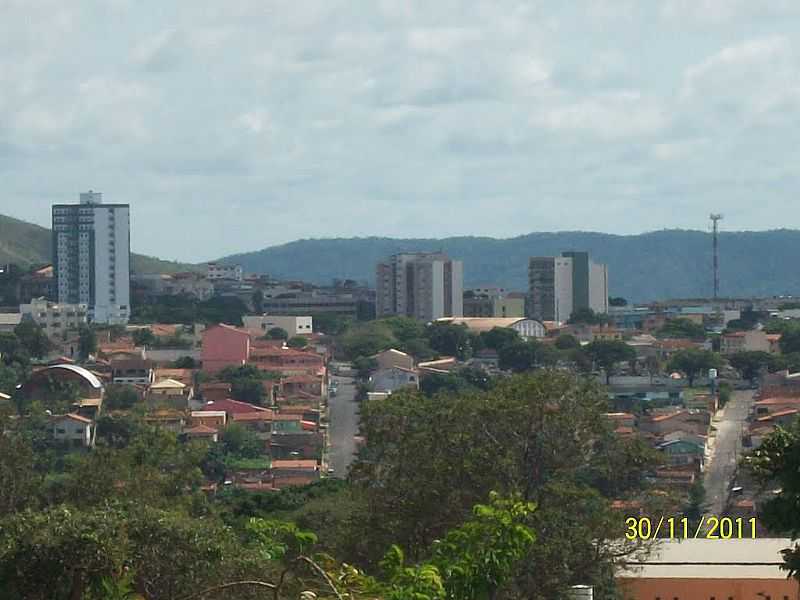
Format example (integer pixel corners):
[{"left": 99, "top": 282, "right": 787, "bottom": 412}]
[
  {"left": 656, "top": 318, "right": 706, "bottom": 340},
  {"left": 252, "top": 289, "right": 265, "bottom": 314},
  {"left": 381, "top": 317, "right": 427, "bottom": 344},
  {"left": 287, "top": 336, "right": 309, "bottom": 349},
  {"left": 350, "top": 372, "right": 655, "bottom": 598},
  {"left": 14, "top": 320, "right": 52, "bottom": 358},
  {"left": 780, "top": 325, "right": 800, "bottom": 355},
  {"left": 728, "top": 351, "right": 772, "bottom": 382},
  {"left": 745, "top": 419, "right": 800, "bottom": 576},
  {"left": 78, "top": 325, "right": 98, "bottom": 360},
  {"left": 666, "top": 348, "right": 722, "bottom": 386},
  {"left": 768, "top": 352, "right": 800, "bottom": 373},
  {"left": 399, "top": 337, "right": 435, "bottom": 361},
  {"left": 104, "top": 384, "right": 141, "bottom": 411},
  {"left": 221, "top": 423, "right": 264, "bottom": 458},
  {"left": 567, "top": 307, "right": 604, "bottom": 325},
  {"left": 608, "top": 297, "right": 627, "bottom": 307},
  {"left": 266, "top": 327, "right": 289, "bottom": 340},
  {"left": 341, "top": 322, "right": 396, "bottom": 359},
  {"left": 132, "top": 328, "right": 157, "bottom": 347},
  {"left": 217, "top": 364, "right": 268, "bottom": 405},
  {"left": 353, "top": 356, "right": 379, "bottom": 380},
  {"left": 172, "top": 356, "right": 197, "bottom": 369},
  {"left": 718, "top": 381, "right": 732, "bottom": 406},
  {"left": 554, "top": 334, "right": 580, "bottom": 350},
  {"left": 682, "top": 479, "right": 708, "bottom": 533},
  {"left": 0, "top": 432, "right": 42, "bottom": 516},
  {"left": 425, "top": 322, "right": 474, "bottom": 360},
  {"left": 497, "top": 341, "right": 539, "bottom": 373},
  {"left": 584, "top": 340, "right": 636, "bottom": 383},
  {"left": 479, "top": 327, "right": 519, "bottom": 352}
]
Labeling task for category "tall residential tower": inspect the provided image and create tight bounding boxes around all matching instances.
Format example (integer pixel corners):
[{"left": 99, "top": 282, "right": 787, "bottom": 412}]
[
  {"left": 528, "top": 251, "right": 608, "bottom": 323},
  {"left": 376, "top": 252, "right": 463, "bottom": 321},
  {"left": 52, "top": 191, "right": 131, "bottom": 324}
]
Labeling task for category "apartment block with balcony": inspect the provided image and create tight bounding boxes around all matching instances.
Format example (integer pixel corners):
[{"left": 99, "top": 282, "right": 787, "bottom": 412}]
[
  {"left": 20, "top": 297, "right": 88, "bottom": 338},
  {"left": 376, "top": 252, "right": 463, "bottom": 321},
  {"left": 52, "top": 191, "right": 130, "bottom": 324}
]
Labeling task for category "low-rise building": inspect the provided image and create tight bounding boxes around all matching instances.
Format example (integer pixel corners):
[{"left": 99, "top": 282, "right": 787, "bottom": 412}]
[
  {"left": 617, "top": 538, "right": 800, "bottom": 599},
  {"left": 147, "top": 378, "right": 193, "bottom": 409},
  {"left": 371, "top": 366, "right": 419, "bottom": 393},
  {"left": 20, "top": 297, "right": 88, "bottom": 338},
  {"left": 435, "top": 317, "right": 546, "bottom": 340},
  {"left": 372, "top": 349, "right": 415, "bottom": 371},
  {"left": 720, "top": 329, "right": 780, "bottom": 355},
  {"left": 201, "top": 324, "right": 251, "bottom": 374},
  {"left": 242, "top": 315, "right": 313, "bottom": 337},
  {"left": 206, "top": 262, "right": 243, "bottom": 281},
  {"left": 0, "top": 312, "right": 22, "bottom": 333},
  {"left": 111, "top": 359, "right": 155, "bottom": 385},
  {"left": 51, "top": 413, "right": 94, "bottom": 448}
]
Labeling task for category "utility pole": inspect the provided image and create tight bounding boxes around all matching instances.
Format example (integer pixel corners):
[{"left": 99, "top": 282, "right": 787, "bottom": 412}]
[{"left": 710, "top": 214, "right": 723, "bottom": 300}]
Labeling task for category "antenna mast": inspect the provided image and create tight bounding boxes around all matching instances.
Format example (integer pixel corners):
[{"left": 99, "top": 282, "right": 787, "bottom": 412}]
[{"left": 710, "top": 213, "right": 723, "bottom": 300}]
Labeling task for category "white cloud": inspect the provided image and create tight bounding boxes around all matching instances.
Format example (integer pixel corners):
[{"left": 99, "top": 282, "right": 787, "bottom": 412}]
[
  {"left": 681, "top": 36, "right": 800, "bottom": 119},
  {"left": 1, "top": 0, "right": 800, "bottom": 260},
  {"left": 531, "top": 92, "right": 669, "bottom": 139},
  {"left": 661, "top": 0, "right": 800, "bottom": 24},
  {"left": 235, "top": 109, "right": 271, "bottom": 134}
]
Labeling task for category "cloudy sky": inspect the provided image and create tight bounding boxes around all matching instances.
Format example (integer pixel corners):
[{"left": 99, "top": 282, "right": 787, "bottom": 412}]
[{"left": 2, "top": 0, "right": 800, "bottom": 261}]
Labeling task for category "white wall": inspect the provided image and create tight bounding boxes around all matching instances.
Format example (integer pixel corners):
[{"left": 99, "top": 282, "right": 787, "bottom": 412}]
[
  {"left": 450, "top": 260, "right": 464, "bottom": 318},
  {"left": 91, "top": 206, "right": 130, "bottom": 324},
  {"left": 242, "top": 315, "right": 314, "bottom": 336},
  {"left": 554, "top": 257, "right": 573, "bottom": 323},
  {"left": 589, "top": 262, "right": 609, "bottom": 315}
]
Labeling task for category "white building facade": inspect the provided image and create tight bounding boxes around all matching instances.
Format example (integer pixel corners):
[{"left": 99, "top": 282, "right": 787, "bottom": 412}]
[
  {"left": 376, "top": 252, "right": 463, "bottom": 321},
  {"left": 206, "top": 263, "right": 243, "bottom": 281},
  {"left": 242, "top": 315, "right": 314, "bottom": 337},
  {"left": 52, "top": 191, "right": 131, "bottom": 324},
  {"left": 20, "top": 298, "right": 88, "bottom": 338},
  {"left": 529, "top": 252, "right": 608, "bottom": 323}
]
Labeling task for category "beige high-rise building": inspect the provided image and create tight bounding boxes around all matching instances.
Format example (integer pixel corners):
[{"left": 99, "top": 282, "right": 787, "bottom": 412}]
[{"left": 376, "top": 252, "right": 463, "bottom": 321}]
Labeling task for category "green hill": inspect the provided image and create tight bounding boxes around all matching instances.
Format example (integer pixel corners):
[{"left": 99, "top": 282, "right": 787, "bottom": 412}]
[
  {"left": 217, "top": 229, "right": 800, "bottom": 302},
  {"left": 0, "top": 213, "right": 197, "bottom": 274}
]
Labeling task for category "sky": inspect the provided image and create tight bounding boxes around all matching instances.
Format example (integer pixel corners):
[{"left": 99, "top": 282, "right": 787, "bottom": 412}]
[{"left": 2, "top": 0, "right": 800, "bottom": 262}]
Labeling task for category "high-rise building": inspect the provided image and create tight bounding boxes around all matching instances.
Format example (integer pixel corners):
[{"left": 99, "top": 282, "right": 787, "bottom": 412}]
[
  {"left": 376, "top": 252, "right": 463, "bottom": 321},
  {"left": 52, "top": 191, "right": 131, "bottom": 324},
  {"left": 528, "top": 252, "right": 608, "bottom": 322}
]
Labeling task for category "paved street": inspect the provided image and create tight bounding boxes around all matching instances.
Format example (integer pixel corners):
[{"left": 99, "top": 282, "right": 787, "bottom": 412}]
[
  {"left": 703, "top": 389, "right": 754, "bottom": 514},
  {"left": 327, "top": 375, "right": 360, "bottom": 478}
]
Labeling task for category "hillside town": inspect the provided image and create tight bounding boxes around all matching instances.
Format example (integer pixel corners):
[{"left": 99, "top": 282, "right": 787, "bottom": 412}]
[{"left": 5, "top": 194, "right": 800, "bottom": 597}]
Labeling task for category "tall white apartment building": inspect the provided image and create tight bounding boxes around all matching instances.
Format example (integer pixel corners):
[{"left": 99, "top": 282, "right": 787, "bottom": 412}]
[
  {"left": 52, "top": 191, "right": 131, "bottom": 324},
  {"left": 376, "top": 252, "right": 463, "bottom": 322},
  {"left": 528, "top": 251, "right": 608, "bottom": 323}
]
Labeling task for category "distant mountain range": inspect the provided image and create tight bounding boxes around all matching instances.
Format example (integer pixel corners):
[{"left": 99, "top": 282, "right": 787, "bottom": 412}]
[
  {"left": 0, "top": 214, "right": 196, "bottom": 275},
  {"left": 217, "top": 230, "right": 800, "bottom": 303},
  {"left": 3, "top": 212, "right": 798, "bottom": 302}
]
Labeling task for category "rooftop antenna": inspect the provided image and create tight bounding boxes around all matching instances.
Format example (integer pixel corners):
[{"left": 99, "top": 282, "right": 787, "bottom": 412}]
[{"left": 710, "top": 214, "right": 723, "bottom": 300}]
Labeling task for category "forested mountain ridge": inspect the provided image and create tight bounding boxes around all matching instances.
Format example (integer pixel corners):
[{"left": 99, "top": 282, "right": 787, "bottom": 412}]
[
  {"left": 0, "top": 213, "right": 197, "bottom": 274},
  {"left": 218, "top": 229, "right": 800, "bottom": 302}
]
